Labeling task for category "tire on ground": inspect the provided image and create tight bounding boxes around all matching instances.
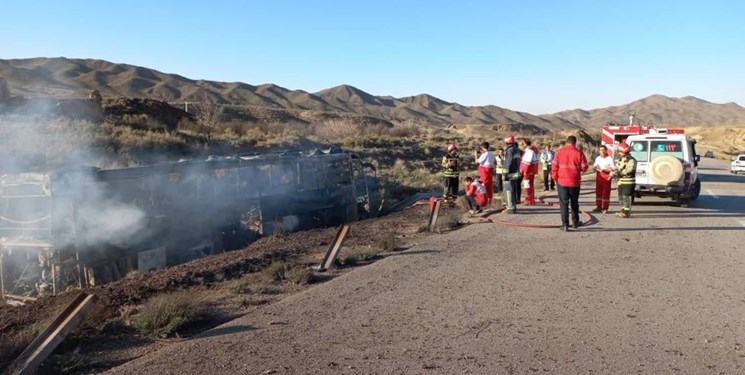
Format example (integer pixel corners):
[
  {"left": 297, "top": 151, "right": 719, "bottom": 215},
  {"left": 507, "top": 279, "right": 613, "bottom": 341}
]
[{"left": 649, "top": 155, "right": 684, "bottom": 185}]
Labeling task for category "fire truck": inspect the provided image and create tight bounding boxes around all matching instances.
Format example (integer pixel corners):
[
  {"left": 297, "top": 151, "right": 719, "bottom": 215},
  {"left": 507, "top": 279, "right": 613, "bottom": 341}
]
[{"left": 602, "top": 114, "right": 684, "bottom": 156}]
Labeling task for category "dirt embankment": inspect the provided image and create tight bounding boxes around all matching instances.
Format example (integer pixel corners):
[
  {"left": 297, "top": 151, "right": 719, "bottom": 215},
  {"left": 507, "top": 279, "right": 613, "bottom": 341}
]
[
  {"left": 686, "top": 126, "right": 745, "bottom": 158},
  {"left": 0, "top": 202, "right": 462, "bottom": 374}
]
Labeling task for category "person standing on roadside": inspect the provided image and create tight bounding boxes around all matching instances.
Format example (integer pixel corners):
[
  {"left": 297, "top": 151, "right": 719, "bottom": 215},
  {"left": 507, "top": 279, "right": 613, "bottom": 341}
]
[
  {"left": 551, "top": 135, "right": 588, "bottom": 231},
  {"left": 474, "top": 142, "right": 496, "bottom": 206},
  {"left": 592, "top": 145, "right": 614, "bottom": 213},
  {"left": 494, "top": 147, "right": 505, "bottom": 194},
  {"left": 502, "top": 135, "right": 522, "bottom": 214},
  {"left": 611, "top": 142, "right": 637, "bottom": 218},
  {"left": 540, "top": 144, "right": 555, "bottom": 191},
  {"left": 441, "top": 143, "right": 460, "bottom": 200},
  {"left": 519, "top": 139, "right": 540, "bottom": 205}
]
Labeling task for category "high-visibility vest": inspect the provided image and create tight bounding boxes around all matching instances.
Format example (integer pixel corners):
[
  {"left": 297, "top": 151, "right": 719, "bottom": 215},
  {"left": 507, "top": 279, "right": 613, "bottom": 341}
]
[
  {"left": 495, "top": 155, "right": 506, "bottom": 174},
  {"left": 441, "top": 154, "right": 460, "bottom": 177},
  {"left": 615, "top": 155, "right": 636, "bottom": 185}
]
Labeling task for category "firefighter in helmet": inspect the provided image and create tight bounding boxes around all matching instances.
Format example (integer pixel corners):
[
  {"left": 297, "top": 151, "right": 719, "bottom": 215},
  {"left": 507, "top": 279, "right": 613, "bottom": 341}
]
[
  {"left": 502, "top": 134, "right": 522, "bottom": 214},
  {"left": 441, "top": 143, "right": 461, "bottom": 200},
  {"left": 611, "top": 142, "right": 636, "bottom": 218}
]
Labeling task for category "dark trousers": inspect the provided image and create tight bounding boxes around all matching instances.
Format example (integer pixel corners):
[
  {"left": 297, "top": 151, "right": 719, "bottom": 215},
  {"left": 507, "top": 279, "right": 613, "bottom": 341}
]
[
  {"left": 495, "top": 174, "right": 503, "bottom": 193},
  {"left": 543, "top": 168, "right": 555, "bottom": 190},
  {"left": 516, "top": 176, "right": 523, "bottom": 203},
  {"left": 558, "top": 185, "right": 580, "bottom": 226},
  {"left": 443, "top": 177, "right": 458, "bottom": 197},
  {"left": 465, "top": 195, "right": 481, "bottom": 211}
]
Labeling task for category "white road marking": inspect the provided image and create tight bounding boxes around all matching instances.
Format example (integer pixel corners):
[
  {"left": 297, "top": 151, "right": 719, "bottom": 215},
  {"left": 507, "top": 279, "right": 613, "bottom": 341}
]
[
  {"left": 739, "top": 221, "right": 745, "bottom": 228},
  {"left": 705, "top": 189, "right": 719, "bottom": 199}
]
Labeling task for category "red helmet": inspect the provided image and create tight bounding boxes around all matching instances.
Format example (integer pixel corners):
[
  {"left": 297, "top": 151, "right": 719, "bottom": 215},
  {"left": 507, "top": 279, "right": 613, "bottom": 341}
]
[
  {"left": 447, "top": 144, "right": 457, "bottom": 152},
  {"left": 504, "top": 134, "right": 516, "bottom": 144},
  {"left": 617, "top": 142, "right": 630, "bottom": 154}
]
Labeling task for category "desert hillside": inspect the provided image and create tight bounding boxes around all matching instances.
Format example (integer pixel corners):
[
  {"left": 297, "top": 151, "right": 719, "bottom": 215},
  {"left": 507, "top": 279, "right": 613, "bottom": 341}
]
[
  {"left": 2, "top": 57, "right": 745, "bottom": 131},
  {"left": 546, "top": 94, "right": 745, "bottom": 128},
  {"left": 0, "top": 57, "right": 571, "bottom": 130}
]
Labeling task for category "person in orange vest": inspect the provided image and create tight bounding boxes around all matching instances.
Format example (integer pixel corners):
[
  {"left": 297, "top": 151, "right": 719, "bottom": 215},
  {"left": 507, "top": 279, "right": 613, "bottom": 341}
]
[
  {"left": 474, "top": 142, "right": 496, "bottom": 206},
  {"left": 592, "top": 145, "right": 615, "bottom": 213},
  {"left": 464, "top": 176, "right": 488, "bottom": 214},
  {"left": 519, "top": 138, "right": 540, "bottom": 205}
]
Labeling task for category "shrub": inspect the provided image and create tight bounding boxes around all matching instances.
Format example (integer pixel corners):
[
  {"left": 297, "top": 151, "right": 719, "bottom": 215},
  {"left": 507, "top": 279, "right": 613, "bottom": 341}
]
[
  {"left": 376, "top": 234, "right": 400, "bottom": 252},
  {"left": 132, "top": 290, "right": 205, "bottom": 338},
  {"left": 264, "top": 261, "right": 287, "bottom": 282}
]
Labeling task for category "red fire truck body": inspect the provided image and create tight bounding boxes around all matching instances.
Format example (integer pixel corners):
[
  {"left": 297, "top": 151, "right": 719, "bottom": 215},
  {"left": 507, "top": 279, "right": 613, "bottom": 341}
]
[{"left": 602, "top": 124, "right": 684, "bottom": 156}]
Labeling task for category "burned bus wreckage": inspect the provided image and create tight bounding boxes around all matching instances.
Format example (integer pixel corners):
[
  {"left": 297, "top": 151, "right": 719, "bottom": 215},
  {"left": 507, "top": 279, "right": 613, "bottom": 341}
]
[{"left": 0, "top": 150, "right": 373, "bottom": 303}]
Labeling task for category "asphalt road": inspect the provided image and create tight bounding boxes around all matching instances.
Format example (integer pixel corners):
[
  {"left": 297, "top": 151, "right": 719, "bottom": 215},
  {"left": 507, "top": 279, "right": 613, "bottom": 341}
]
[{"left": 108, "top": 158, "right": 745, "bottom": 375}]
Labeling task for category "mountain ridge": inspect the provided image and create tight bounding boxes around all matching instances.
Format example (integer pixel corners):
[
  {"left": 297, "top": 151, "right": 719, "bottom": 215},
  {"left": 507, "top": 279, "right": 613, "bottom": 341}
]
[{"left": 2, "top": 57, "right": 744, "bottom": 129}]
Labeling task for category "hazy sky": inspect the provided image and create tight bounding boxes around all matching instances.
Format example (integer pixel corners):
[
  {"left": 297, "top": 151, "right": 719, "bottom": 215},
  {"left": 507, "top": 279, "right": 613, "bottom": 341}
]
[{"left": 2, "top": 0, "right": 743, "bottom": 113}]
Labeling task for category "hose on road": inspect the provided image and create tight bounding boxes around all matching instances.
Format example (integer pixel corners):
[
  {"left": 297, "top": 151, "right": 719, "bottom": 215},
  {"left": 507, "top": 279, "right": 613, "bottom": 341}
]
[{"left": 478, "top": 180, "right": 617, "bottom": 229}]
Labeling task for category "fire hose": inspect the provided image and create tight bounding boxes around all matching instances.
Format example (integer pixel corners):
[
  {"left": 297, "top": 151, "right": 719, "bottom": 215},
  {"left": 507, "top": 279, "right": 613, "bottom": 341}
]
[{"left": 479, "top": 178, "right": 618, "bottom": 229}]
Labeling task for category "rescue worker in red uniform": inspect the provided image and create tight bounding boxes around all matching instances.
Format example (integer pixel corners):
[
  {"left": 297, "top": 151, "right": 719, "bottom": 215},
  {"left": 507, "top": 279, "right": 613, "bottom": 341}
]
[
  {"left": 474, "top": 142, "right": 496, "bottom": 206},
  {"left": 464, "top": 176, "right": 488, "bottom": 214},
  {"left": 519, "top": 139, "right": 540, "bottom": 205},
  {"left": 502, "top": 135, "right": 522, "bottom": 214},
  {"left": 551, "top": 135, "right": 588, "bottom": 231},
  {"left": 592, "top": 145, "right": 614, "bottom": 213}
]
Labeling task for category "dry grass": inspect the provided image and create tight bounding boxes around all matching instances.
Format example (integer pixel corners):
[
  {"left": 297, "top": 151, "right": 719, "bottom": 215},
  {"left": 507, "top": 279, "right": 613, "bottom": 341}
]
[
  {"left": 0, "top": 321, "right": 49, "bottom": 372},
  {"left": 131, "top": 290, "right": 206, "bottom": 338},
  {"left": 435, "top": 214, "right": 461, "bottom": 232},
  {"left": 264, "top": 260, "right": 288, "bottom": 282},
  {"left": 375, "top": 233, "right": 401, "bottom": 252}
]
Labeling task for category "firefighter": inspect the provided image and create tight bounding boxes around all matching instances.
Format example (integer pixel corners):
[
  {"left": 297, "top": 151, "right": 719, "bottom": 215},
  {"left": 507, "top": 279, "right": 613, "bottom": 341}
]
[
  {"left": 441, "top": 143, "right": 460, "bottom": 200},
  {"left": 464, "top": 176, "right": 488, "bottom": 214},
  {"left": 611, "top": 142, "right": 636, "bottom": 218},
  {"left": 474, "top": 142, "right": 496, "bottom": 206},
  {"left": 519, "top": 138, "right": 540, "bottom": 205},
  {"left": 592, "top": 145, "right": 615, "bottom": 213},
  {"left": 540, "top": 144, "right": 555, "bottom": 191},
  {"left": 494, "top": 147, "right": 505, "bottom": 194},
  {"left": 502, "top": 135, "right": 522, "bottom": 214}
]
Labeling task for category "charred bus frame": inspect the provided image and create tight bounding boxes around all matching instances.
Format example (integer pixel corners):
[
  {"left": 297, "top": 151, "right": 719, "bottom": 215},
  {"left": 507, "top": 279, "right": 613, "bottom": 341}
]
[{"left": 0, "top": 150, "right": 371, "bottom": 303}]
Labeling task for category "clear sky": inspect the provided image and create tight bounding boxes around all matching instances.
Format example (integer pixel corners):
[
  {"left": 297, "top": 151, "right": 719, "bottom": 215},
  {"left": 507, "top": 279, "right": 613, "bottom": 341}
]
[{"left": 2, "top": 0, "right": 743, "bottom": 113}]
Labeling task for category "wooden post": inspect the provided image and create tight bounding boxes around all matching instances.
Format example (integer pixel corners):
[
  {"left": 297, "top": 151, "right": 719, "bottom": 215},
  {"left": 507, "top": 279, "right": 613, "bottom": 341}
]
[
  {"left": 428, "top": 200, "right": 442, "bottom": 232},
  {"left": 7, "top": 292, "right": 97, "bottom": 375},
  {"left": 318, "top": 224, "right": 351, "bottom": 271}
]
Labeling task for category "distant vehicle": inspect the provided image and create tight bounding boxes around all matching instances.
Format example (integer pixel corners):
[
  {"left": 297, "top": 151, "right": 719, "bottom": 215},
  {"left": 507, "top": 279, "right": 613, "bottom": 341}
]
[
  {"left": 732, "top": 154, "right": 745, "bottom": 174},
  {"left": 704, "top": 150, "right": 715, "bottom": 158},
  {"left": 626, "top": 133, "right": 701, "bottom": 207}
]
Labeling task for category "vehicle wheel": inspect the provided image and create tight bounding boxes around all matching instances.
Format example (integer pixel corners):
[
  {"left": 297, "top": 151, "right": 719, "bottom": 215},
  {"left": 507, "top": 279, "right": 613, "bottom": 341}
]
[
  {"left": 677, "top": 195, "right": 690, "bottom": 208},
  {"left": 689, "top": 178, "right": 701, "bottom": 201}
]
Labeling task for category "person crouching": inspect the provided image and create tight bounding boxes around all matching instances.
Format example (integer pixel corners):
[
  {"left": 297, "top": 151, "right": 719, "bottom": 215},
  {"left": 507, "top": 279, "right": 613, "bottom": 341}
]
[{"left": 464, "top": 176, "right": 488, "bottom": 214}]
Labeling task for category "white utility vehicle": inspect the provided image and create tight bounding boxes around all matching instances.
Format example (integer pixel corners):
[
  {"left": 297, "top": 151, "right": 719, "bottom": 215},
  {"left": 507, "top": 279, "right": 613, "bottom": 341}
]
[
  {"left": 732, "top": 154, "right": 745, "bottom": 174},
  {"left": 626, "top": 133, "right": 701, "bottom": 207}
]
